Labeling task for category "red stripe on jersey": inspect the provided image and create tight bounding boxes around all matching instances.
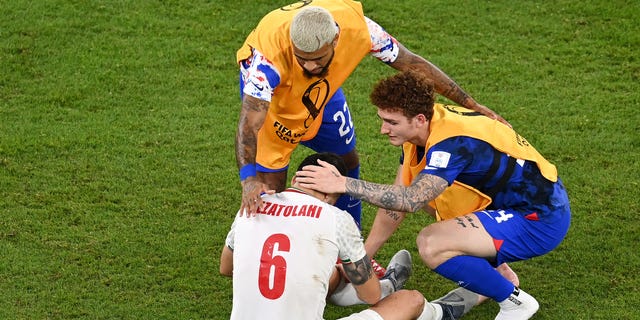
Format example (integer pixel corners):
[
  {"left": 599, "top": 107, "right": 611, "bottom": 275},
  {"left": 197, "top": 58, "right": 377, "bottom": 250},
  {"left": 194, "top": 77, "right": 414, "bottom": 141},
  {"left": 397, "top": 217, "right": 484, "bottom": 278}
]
[{"left": 525, "top": 212, "right": 540, "bottom": 221}]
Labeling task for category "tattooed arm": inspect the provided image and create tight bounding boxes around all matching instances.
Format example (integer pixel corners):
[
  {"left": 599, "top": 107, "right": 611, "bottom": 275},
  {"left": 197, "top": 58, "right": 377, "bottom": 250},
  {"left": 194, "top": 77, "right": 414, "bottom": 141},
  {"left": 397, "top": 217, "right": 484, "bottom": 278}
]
[
  {"left": 342, "top": 254, "right": 381, "bottom": 305},
  {"left": 390, "top": 43, "right": 509, "bottom": 126},
  {"left": 297, "top": 160, "right": 449, "bottom": 213},
  {"left": 236, "top": 95, "right": 269, "bottom": 169},
  {"left": 236, "top": 95, "right": 271, "bottom": 215},
  {"left": 346, "top": 172, "right": 448, "bottom": 213}
]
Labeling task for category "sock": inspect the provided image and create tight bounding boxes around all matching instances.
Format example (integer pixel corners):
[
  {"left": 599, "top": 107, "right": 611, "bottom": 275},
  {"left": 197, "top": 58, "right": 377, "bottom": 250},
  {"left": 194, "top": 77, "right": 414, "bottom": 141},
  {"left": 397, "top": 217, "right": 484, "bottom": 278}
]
[
  {"left": 433, "top": 256, "right": 514, "bottom": 302},
  {"left": 417, "top": 300, "right": 443, "bottom": 320},
  {"left": 328, "top": 280, "right": 367, "bottom": 306},
  {"left": 379, "top": 278, "right": 394, "bottom": 299},
  {"left": 335, "top": 165, "right": 361, "bottom": 227},
  {"left": 328, "top": 277, "right": 394, "bottom": 306}
]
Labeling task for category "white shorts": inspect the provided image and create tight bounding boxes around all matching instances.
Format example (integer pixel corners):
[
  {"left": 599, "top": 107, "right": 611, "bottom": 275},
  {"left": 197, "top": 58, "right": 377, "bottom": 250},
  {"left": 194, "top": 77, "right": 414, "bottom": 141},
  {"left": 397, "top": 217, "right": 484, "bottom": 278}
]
[{"left": 337, "top": 309, "right": 383, "bottom": 320}]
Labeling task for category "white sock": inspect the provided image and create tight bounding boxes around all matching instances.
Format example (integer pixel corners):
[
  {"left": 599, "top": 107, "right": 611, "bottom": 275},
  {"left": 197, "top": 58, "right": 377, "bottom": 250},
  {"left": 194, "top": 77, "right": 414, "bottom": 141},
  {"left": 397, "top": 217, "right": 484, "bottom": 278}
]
[
  {"left": 328, "top": 280, "right": 366, "bottom": 306},
  {"left": 328, "top": 278, "right": 395, "bottom": 306},
  {"left": 416, "top": 300, "right": 444, "bottom": 320},
  {"left": 379, "top": 278, "right": 394, "bottom": 299}
]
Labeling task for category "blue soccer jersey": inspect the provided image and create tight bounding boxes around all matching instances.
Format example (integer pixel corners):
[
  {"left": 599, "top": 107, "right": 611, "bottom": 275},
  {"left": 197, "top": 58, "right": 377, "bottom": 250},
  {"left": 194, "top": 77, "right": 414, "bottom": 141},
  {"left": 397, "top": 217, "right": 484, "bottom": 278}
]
[
  {"left": 408, "top": 136, "right": 570, "bottom": 223},
  {"left": 406, "top": 136, "right": 571, "bottom": 264}
]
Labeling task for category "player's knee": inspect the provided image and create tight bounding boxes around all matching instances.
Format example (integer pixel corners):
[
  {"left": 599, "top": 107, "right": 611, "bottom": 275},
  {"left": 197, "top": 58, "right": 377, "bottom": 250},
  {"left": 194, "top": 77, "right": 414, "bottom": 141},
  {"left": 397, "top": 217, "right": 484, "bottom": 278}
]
[
  {"left": 416, "top": 226, "right": 441, "bottom": 269},
  {"left": 405, "top": 290, "right": 427, "bottom": 310},
  {"left": 390, "top": 289, "right": 426, "bottom": 316}
]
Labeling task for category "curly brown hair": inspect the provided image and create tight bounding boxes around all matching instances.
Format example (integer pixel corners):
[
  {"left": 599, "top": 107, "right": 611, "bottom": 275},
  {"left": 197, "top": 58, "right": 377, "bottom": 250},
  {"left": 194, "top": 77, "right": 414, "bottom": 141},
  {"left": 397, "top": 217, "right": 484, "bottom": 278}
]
[{"left": 369, "top": 70, "right": 435, "bottom": 120}]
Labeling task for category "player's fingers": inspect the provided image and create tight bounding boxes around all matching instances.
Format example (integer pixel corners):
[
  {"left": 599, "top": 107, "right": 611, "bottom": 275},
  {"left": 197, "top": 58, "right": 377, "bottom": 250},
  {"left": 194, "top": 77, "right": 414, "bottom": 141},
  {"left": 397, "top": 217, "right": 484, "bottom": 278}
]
[
  {"left": 253, "top": 197, "right": 262, "bottom": 216},
  {"left": 245, "top": 197, "right": 258, "bottom": 217},
  {"left": 240, "top": 194, "right": 257, "bottom": 217},
  {"left": 300, "top": 164, "right": 320, "bottom": 173},
  {"left": 316, "top": 160, "right": 342, "bottom": 176},
  {"left": 316, "top": 159, "right": 334, "bottom": 171},
  {"left": 294, "top": 173, "right": 314, "bottom": 186},
  {"left": 499, "top": 116, "right": 512, "bottom": 128}
]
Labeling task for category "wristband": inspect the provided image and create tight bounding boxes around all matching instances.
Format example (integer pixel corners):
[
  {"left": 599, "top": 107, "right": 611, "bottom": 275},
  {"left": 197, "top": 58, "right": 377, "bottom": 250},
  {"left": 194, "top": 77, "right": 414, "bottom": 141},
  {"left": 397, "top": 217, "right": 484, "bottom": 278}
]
[{"left": 239, "top": 164, "right": 257, "bottom": 181}]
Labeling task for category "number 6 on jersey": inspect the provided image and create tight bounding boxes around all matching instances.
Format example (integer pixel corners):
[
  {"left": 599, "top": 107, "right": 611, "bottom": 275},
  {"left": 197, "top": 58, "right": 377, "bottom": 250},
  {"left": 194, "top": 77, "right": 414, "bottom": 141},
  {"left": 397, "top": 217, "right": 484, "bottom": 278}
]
[{"left": 258, "top": 233, "right": 291, "bottom": 299}]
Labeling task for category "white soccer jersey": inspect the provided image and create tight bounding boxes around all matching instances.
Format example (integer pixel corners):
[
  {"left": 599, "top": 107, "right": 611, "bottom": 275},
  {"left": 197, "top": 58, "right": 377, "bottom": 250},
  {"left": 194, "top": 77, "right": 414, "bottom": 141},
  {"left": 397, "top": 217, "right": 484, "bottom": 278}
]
[{"left": 225, "top": 188, "right": 366, "bottom": 320}]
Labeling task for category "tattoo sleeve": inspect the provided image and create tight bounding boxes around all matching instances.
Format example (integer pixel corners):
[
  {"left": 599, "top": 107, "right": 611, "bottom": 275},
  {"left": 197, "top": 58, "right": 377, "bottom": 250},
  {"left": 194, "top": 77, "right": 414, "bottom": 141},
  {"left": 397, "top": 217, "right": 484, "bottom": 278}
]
[
  {"left": 345, "top": 173, "right": 448, "bottom": 212},
  {"left": 391, "top": 44, "right": 473, "bottom": 108},
  {"left": 342, "top": 255, "right": 373, "bottom": 286},
  {"left": 235, "top": 96, "right": 270, "bottom": 168}
]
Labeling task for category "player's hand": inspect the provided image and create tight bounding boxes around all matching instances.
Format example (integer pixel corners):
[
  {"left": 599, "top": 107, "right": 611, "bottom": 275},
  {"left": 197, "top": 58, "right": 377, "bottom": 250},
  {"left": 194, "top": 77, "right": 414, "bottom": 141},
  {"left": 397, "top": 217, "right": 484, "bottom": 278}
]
[
  {"left": 473, "top": 102, "right": 511, "bottom": 128},
  {"left": 295, "top": 160, "right": 347, "bottom": 194},
  {"left": 240, "top": 177, "right": 274, "bottom": 217},
  {"left": 497, "top": 263, "right": 520, "bottom": 286}
]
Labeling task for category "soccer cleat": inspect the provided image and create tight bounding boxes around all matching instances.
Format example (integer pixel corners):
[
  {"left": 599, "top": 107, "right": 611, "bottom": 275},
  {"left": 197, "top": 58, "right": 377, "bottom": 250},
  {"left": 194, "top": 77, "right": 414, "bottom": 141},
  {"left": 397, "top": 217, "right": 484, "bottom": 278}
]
[
  {"left": 381, "top": 249, "right": 412, "bottom": 291},
  {"left": 495, "top": 287, "right": 539, "bottom": 320},
  {"left": 371, "top": 258, "right": 387, "bottom": 279},
  {"left": 432, "top": 302, "right": 460, "bottom": 320},
  {"left": 432, "top": 287, "right": 480, "bottom": 319}
]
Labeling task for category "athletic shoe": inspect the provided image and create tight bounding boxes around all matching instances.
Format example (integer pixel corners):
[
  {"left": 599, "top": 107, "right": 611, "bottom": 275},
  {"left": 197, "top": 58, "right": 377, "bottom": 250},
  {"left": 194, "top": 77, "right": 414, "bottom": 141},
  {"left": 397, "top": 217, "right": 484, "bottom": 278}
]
[
  {"left": 432, "top": 287, "right": 479, "bottom": 319},
  {"left": 433, "top": 302, "right": 460, "bottom": 320},
  {"left": 495, "top": 287, "right": 539, "bottom": 320},
  {"left": 381, "top": 249, "right": 412, "bottom": 291},
  {"left": 370, "top": 258, "right": 387, "bottom": 279}
]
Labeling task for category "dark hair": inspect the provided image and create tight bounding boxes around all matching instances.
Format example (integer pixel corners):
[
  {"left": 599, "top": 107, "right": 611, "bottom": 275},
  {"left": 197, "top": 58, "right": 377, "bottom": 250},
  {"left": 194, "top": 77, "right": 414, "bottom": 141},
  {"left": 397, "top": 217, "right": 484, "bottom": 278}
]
[
  {"left": 297, "top": 152, "right": 348, "bottom": 176},
  {"left": 370, "top": 70, "right": 435, "bottom": 120}
]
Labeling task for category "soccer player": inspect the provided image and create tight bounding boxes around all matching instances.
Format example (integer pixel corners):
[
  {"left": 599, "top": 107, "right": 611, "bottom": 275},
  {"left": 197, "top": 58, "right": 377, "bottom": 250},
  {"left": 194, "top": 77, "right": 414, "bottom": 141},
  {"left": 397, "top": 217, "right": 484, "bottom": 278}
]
[
  {"left": 296, "top": 71, "right": 572, "bottom": 320},
  {"left": 235, "top": 0, "right": 508, "bottom": 230},
  {"left": 220, "top": 153, "right": 449, "bottom": 320}
]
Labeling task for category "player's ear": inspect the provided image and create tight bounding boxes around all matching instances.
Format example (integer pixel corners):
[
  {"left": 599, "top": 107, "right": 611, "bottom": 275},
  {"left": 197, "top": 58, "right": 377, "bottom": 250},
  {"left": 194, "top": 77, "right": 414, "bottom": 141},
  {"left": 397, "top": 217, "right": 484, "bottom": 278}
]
[{"left": 414, "top": 113, "right": 429, "bottom": 127}]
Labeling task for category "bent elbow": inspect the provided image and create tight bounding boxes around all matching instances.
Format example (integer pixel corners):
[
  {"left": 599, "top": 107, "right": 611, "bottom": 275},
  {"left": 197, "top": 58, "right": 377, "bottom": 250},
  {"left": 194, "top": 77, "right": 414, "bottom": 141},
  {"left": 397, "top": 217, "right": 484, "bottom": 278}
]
[
  {"left": 219, "top": 266, "right": 232, "bottom": 277},
  {"left": 407, "top": 200, "right": 430, "bottom": 213}
]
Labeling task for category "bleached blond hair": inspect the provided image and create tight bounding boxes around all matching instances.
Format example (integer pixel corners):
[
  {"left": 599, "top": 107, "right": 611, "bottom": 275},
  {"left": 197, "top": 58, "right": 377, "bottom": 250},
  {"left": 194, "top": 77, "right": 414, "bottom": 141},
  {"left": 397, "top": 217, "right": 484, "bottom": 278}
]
[{"left": 290, "top": 6, "right": 339, "bottom": 52}]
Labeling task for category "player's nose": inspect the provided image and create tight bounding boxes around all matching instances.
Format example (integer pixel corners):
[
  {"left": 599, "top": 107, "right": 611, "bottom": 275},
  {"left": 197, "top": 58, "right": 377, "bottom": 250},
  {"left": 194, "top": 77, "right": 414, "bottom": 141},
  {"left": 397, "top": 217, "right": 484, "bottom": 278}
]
[
  {"left": 380, "top": 123, "right": 390, "bottom": 134},
  {"left": 303, "top": 61, "right": 320, "bottom": 72}
]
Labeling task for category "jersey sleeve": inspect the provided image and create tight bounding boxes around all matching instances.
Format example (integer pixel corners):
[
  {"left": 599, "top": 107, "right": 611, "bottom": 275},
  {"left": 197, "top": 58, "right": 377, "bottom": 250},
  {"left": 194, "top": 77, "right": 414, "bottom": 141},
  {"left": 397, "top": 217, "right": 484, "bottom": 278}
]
[
  {"left": 365, "top": 16, "right": 400, "bottom": 64},
  {"left": 423, "top": 137, "right": 478, "bottom": 184},
  {"left": 335, "top": 210, "right": 367, "bottom": 263},
  {"left": 224, "top": 217, "right": 239, "bottom": 250},
  {"left": 239, "top": 48, "right": 282, "bottom": 102}
]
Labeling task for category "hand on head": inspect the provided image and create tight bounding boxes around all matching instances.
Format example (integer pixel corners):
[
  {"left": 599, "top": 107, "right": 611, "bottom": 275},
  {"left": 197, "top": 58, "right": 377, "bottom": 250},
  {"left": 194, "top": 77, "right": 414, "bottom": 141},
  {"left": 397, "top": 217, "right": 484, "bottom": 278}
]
[{"left": 295, "top": 159, "right": 347, "bottom": 195}]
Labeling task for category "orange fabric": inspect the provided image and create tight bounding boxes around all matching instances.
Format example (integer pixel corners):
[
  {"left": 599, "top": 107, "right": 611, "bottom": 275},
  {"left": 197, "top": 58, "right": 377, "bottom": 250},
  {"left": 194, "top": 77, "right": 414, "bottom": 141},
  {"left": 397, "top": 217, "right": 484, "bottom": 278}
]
[
  {"left": 425, "top": 104, "right": 558, "bottom": 182},
  {"left": 431, "top": 181, "right": 492, "bottom": 221},
  {"left": 237, "top": 0, "right": 372, "bottom": 169}
]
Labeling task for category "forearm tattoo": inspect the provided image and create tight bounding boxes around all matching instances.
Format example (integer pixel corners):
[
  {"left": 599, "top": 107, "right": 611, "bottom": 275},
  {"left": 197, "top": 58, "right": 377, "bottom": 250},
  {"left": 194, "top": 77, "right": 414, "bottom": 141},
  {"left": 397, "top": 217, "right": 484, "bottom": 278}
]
[
  {"left": 442, "top": 85, "right": 472, "bottom": 109},
  {"left": 345, "top": 173, "right": 448, "bottom": 212},
  {"left": 343, "top": 255, "right": 374, "bottom": 285},
  {"left": 392, "top": 46, "right": 472, "bottom": 108},
  {"left": 235, "top": 98, "right": 269, "bottom": 168}
]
